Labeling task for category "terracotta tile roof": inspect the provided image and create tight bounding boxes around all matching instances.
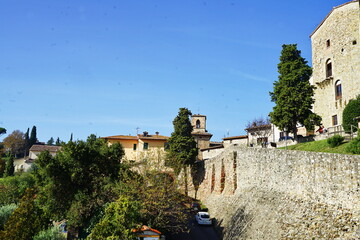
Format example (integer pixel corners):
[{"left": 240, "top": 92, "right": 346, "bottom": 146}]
[
  {"left": 29, "top": 144, "right": 61, "bottom": 153},
  {"left": 310, "top": 0, "right": 359, "bottom": 37},
  {"left": 102, "top": 134, "right": 169, "bottom": 141},
  {"left": 192, "top": 114, "right": 206, "bottom": 117},
  {"left": 138, "top": 134, "right": 169, "bottom": 141},
  {"left": 101, "top": 135, "right": 138, "bottom": 140},
  {"left": 223, "top": 135, "right": 248, "bottom": 140}
]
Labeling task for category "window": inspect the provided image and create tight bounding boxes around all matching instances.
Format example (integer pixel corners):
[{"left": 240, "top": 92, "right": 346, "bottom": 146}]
[
  {"left": 164, "top": 142, "right": 169, "bottom": 150},
  {"left": 196, "top": 120, "right": 200, "bottom": 128},
  {"left": 326, "top": 39, "right": 330, "bottom": 47},
  {"left": 133, "top": 143, "right": 137, "bottom": 151},
  {"left": 326, "top": 59, "right": 332, "bottom": 78},
  {"left": 332, "top": 115, "right": 338, "bottom": 126},
  {"left": 353, "top": 40, "right": 357, "bottom": 45},
  {"left": 335, "top": 80, "right": 342, "bottom": 99},
  {"left": 143, "top": 142, "right": 148, "bottom": 150}
]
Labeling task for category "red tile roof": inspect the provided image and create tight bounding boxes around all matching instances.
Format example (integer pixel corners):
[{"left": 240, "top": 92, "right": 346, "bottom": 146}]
[
  {"left": 223, "top": 135, "right": 248, "bottom": 140},
  {"left": 29, "top": 145, "right": 61, "bottom": 153},
  {"left": 102, "top": 134, "right": 169, "bottom": 141}
]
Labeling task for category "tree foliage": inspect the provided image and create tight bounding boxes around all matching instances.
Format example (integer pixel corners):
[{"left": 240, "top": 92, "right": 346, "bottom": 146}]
[
  {"left": 3, "top": 130, "right": 25, "bottom": 157},
  {"left": 24, "top": 128, "right": 30, "bottom": 156},
  {"left": 33, "top": 225, "right": 66, "bottom": 240},
  {"left": 55, "top": 137, "right": 62, "bottom": 146},
  {"left": 0, "top": 128, "right": 6, "bottom": 136},
  {"left": 0, "top": 204, "right": 17, "bottom": 230},
  {"left": 0, "top": 188, "right": 49, "bottom": 240},
  {"left": 0, "top": 173, "right": 36, "bottom": 205},
  {"left": 166, "top": 108, "right": 197, "bottom": 173},
  {"left": 269, "top": 44, "right": 321, "bottom": 138},
  {"left": 342, "top": 95, "right": 360, "bottom": 133},
  {"left": 87, "top": 196, "right": 140, "bottom": 240},
  {"left": 34, "top": 134, "right": 124, "bottom": 228},
  {"left": 47, "top": 137, "right": 54, "bottom": 146},
  {"left": 3, "top": 154, "right": 14, "bottom": 177},
  {"left": 29, "top": 125, "right": 37, "bottom": 147}
]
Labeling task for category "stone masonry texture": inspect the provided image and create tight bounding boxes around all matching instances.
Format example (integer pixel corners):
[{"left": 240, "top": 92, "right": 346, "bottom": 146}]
[{"left": 185, "top": 146, "right": 360, "bottom": 239}]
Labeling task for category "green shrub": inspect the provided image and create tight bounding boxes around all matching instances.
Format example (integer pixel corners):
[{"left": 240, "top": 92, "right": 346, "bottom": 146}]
[
  {"left": 0, "top": 173, "right": 35, "bottom": 205},
  {"left": 327, "top": 135, "right": 344, "bottom": 148},
  {"left": 33, "top": 225, "right": 66, "bottom": 240},
  {"left": 347, "top": 137, "right": 360, "bottom": 154},
  {"left": 342, "top": 95, "right": 360, "bottom": 132},
  {"left": 0, "top": 204, "right": 17, "bottom": 230}
]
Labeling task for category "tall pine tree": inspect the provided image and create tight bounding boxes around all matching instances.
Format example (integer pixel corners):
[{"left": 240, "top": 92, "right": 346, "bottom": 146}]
[{"left": 269, "top": 44, "right": 321, "bottom": 139}]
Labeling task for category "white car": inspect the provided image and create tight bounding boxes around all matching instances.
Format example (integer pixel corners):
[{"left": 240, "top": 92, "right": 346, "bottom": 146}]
[{"left": 195, "top": 212, "right": 212, "bottom": 225}]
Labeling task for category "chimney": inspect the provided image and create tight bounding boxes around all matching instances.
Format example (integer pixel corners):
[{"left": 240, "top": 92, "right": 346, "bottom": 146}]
[
  {"left": 143, "top": 131, "right": 148, "bottom": 137},
  {"left": 155, "top": 131, "right": 159, "bottom": 136}
]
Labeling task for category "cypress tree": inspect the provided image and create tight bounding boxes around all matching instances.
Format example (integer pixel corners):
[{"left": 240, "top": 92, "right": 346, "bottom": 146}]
[
  {"left": 166, "top": 108, "right": 198, "bottom": 195},
  {"left": 29, "top": 126, "right": 37, "bottom": 147},
  {"left": 4, "top": 153, "right": 15, "bottom": 177},
  {"left": 269, "top": 44, "right": 321, "bottom": 139},
  {"left": 24, "top": 128, "right": 30, "bottom": 156}
]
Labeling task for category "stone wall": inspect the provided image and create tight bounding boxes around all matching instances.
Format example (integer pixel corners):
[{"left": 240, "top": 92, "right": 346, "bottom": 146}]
[{"left": 186, "top": 146, "right": 360, "bottom": 239}]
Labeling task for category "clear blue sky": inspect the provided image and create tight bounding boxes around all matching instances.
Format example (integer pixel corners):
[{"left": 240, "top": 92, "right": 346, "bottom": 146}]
[{"left": 0, "top": 0, "right": 347, "bottom": 142}]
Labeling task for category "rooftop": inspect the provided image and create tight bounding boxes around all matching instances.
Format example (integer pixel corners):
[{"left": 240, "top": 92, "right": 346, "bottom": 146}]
[
  {"left": 223, "top": 135, "right": 248, "bottom": 140},
  {"left": 29, "top": 144, "right": 61, "bottom": 153}
]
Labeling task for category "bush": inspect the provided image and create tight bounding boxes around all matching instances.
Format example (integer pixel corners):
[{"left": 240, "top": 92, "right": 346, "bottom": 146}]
[
  {"left": 342, "top": 95, "right": 360, "bottom": 132},
  {"left": 33, "top": 225, "right": 66, "bottom": 240},
  {"left": 0, "top": 204, "right": 17, "bottom": 230},
  {"left": 0, "top": 173, "right": 35, "bottom": 205},
  {"left": 327, "top": 135, "right": 344, "bottom": 148},
  {"left": 347, "top": 137, "right": 360, "bottom": 154}
]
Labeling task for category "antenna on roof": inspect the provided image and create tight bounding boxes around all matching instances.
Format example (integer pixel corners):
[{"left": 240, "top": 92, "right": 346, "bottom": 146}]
[{"left": 136, "top": 127, "right": 140, "bottom": 135}]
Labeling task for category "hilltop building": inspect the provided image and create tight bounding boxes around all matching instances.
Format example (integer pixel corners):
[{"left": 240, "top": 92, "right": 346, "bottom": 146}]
[
  {"left": 101, "top": 131, "right": 169, "bottom": 162},
  {"left": 191, "top": 114, "right": 215, "bottom": 160},
  {"left": 310, "top": 0, "right": 360, "bottom": 132}
]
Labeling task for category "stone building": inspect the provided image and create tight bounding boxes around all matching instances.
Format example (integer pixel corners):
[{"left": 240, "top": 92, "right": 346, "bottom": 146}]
[
  {"left": 191, "top": 114, "right": 213, "bottom": 160},
  {"left": 310, "top": 0, "right": 360, "bottom": 131}
]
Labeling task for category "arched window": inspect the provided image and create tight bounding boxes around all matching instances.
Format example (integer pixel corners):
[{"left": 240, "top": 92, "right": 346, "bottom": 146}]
[
  {"left": 196, "top": 120, "right": 200, "bottom": 128},
  {"left": 326, "top": 59, "right": 332, "bottom": 78},
  {"left": 335, "top": 80, "right": 342, "bottom": 99}
]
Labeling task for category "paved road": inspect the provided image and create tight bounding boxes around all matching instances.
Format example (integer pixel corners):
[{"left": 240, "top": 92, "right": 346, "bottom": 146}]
[{"left": 169, "top": 219, "right": 220, "bottom": 240}]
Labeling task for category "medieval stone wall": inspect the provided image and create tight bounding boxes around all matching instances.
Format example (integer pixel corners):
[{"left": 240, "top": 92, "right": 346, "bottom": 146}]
[{"left": 186, "top": 146, "right": 360, "bottom": 239}]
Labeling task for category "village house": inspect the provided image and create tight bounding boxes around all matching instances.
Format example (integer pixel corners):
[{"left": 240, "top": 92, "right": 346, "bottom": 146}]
[
  {"left": 101, "top": 131, "right": 169, "bottom": 162},
  {"left": 310, "top": 0, "right": 360, "bottom": 134},
  {"left": 14, "top": 144, "right": 61, "bottom": 172}
]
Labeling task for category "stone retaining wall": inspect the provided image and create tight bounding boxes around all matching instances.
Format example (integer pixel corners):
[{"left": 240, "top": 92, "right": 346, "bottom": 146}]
[{"left": 186, "top": 146, "right": 360, "bottom": 239}]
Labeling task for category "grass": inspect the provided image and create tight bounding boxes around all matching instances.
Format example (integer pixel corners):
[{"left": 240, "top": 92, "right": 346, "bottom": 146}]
[{"left": 279, "top": 139, "right": 353, "bottom": 154}]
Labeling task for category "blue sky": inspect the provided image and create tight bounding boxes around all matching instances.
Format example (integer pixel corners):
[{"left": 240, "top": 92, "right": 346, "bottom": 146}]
[{"left": 0, "top": 0, "right": 347, "bottom": 142}]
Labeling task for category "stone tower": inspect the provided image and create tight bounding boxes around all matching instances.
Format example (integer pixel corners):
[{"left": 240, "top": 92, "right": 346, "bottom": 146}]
[
  {"left": 191, "top": 114, "right": 213, "bottom": 159},
  {"left": 310, "top": 0, "right": 360, "bottom": 130}
]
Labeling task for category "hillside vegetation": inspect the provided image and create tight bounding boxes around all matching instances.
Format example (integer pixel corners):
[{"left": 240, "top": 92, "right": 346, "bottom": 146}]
[{"left": 280, "top": 139, "right": 352, "bottom": 154}]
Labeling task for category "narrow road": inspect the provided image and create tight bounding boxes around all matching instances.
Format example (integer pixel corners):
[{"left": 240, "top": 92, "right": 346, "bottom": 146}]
[{"left": 169, "top": 219, "right": 220, "bottom": 240}]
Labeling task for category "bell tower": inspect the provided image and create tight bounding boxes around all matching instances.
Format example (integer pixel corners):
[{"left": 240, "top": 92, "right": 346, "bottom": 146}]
[{"left": 191, "top": 114, "right": 212, "bottom": 160}]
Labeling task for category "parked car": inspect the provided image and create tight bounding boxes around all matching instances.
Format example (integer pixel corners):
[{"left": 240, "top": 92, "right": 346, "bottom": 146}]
[
  {"left": 190, "top": 202, "right": 200, "bottom": 212},
  {"left": 195, "top": 212, "right": 212, "bottom": 225},
  {"left": 279, "top": 136, "right": 293, "bottom": 141}
]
